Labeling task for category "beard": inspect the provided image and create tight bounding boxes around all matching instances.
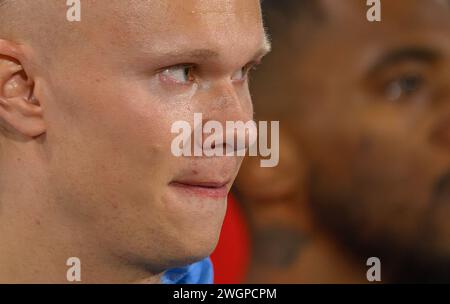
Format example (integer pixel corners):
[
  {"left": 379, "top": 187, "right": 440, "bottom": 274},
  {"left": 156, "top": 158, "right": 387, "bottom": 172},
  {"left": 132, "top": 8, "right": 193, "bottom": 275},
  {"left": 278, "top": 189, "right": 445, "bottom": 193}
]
[{"left": 309, "top": 166, "right": 450, "bottom": 283}]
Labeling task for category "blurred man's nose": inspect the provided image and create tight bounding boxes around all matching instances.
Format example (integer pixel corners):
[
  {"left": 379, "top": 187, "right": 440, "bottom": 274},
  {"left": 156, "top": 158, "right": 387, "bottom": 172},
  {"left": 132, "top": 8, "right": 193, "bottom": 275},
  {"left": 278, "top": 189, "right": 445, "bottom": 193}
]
[
  {"left": 432, "top": 116, "right": 450, "bottom": 149},
  {"left": 431, "top": 80, "right": 450, "bottom": 150}
]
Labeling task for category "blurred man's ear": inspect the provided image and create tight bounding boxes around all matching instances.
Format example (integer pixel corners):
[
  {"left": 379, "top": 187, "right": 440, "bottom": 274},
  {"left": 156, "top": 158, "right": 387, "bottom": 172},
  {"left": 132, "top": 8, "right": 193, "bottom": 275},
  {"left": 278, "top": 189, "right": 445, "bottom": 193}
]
[{"left": 0, "top": 40, "right": 45, "bottom": 138}]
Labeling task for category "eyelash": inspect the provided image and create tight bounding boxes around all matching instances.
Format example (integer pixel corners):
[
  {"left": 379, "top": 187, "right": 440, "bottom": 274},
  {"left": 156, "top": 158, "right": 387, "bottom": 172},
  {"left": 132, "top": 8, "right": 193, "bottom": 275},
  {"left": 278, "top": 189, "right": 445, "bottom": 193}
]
[
  {"left": 233, "top": 62, "right": 259, "bottom": 83},
  {"left": 159, "top": 64, "right": 196, "bottom": 85},
  {"left": 158, "top": 62, "right": 260, "bottom": 86}
]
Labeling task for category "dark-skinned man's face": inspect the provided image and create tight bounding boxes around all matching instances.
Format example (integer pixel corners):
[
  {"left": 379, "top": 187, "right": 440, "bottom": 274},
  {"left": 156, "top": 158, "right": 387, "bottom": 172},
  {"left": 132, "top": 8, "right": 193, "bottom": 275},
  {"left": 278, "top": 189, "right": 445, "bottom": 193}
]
[{"left": 255, "top": 0, "right": 450, "bottom": 282}]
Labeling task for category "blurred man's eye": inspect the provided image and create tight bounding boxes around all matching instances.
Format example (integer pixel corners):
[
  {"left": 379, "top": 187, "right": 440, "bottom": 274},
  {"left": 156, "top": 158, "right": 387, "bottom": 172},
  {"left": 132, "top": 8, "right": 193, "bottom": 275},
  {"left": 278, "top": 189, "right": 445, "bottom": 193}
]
[
  {"left": 384, "top": 73, "right": 426, "bottom": 102},
  {"left": 367, "top": 49, "right": 440, "bottom": 104},
  {"left": 159, "top": 65, "right": 195, "bottom": 85}
]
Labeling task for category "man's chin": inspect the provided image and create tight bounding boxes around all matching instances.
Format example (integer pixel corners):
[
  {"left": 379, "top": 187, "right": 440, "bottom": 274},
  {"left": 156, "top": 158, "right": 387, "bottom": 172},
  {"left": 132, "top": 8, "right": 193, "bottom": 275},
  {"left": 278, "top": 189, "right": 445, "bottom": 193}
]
[
  {"left": 143, "top": 188, "right": 228, "bottom": 269},
  {"left": 160, "top": 234, "right": 221, "bottom": 270},
  {"left": 163, "top": 187, "right": 228, "bottom": 232}
]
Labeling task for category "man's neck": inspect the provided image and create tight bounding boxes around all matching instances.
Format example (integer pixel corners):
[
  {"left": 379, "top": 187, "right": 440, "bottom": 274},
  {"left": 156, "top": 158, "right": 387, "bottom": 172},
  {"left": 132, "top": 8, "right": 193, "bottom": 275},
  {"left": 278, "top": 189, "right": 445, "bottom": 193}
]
[
  {"left": 296, "top": 233, "right": 367, "bottom": 283},
  {"left": 248, "top": 227, "right": 367, "bottom": 283},
  {"left": 0, "top": 190, "right": 163, "bottom": 283}
]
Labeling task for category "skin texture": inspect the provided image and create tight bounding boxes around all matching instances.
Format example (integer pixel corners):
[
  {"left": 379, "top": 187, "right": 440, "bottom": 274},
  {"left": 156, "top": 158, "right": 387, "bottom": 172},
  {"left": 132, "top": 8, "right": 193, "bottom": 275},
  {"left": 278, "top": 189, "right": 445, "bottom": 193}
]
[
  {"left": 238, "top": 0, "right": 450, "bottom": 282},
  {"left": 0, "top": 0, "right": 269, "bottom": 283}
]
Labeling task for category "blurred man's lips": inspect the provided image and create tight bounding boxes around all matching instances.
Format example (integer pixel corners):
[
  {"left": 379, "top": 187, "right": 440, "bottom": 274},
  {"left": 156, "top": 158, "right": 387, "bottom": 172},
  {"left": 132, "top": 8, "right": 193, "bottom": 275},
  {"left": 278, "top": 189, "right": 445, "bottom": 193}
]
[{"left": 169, "top": 180, "right": 230, "bottom": 199}]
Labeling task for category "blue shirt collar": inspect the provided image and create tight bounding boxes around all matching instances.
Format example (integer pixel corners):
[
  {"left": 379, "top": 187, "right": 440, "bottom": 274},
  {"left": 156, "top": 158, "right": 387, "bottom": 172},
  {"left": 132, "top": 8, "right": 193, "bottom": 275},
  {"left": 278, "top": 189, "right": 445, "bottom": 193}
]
[{"left": 161, "top": 257, "right": 214, "bottom": 284}]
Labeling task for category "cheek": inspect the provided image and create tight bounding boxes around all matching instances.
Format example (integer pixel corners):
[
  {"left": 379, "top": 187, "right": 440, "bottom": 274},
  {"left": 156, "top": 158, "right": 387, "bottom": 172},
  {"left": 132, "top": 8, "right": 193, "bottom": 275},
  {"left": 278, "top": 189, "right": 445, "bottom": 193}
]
[
  {"left": 359, "top": 140, "right": 436, "bottom": 215},
  {"left": 306, "top": 106, "right": 439, "bottom": 200},
  {"left": 45, "top": 79, "right": 181, "bottom": 213},
  {"left": 241, "top": 87, "right": 255, "bottom": 118}
]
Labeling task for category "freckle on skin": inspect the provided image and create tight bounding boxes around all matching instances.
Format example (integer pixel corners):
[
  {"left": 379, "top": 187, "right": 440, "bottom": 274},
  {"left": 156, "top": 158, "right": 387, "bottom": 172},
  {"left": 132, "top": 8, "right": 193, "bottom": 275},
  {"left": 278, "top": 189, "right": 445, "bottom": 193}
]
[
  {"left": 35, "top": 219, "right": 41, "bottom": 226},
  {"left": 192, "top": 170, "right": 199, "bottom": 175}
]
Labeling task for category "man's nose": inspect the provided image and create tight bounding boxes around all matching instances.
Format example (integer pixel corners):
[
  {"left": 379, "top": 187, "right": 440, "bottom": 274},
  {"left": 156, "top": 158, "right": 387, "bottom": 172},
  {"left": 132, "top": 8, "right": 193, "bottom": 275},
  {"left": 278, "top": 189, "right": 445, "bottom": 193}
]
[{"left": 195, "top": 83, "right": 256, "bottom": 154}]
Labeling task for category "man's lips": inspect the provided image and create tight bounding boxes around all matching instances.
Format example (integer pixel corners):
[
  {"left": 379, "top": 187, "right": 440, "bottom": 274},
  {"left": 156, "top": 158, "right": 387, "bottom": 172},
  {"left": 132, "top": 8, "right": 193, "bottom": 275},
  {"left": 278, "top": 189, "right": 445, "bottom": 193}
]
[{"left": 169, "top": 180, "right": 230, "bottom": 199}]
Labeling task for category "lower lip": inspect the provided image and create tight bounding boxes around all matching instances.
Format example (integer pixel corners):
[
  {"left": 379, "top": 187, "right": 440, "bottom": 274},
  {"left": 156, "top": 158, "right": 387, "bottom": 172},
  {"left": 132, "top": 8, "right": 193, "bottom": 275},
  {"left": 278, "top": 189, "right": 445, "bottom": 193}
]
[{"left": 169, "top": 182, "right": 229, "bottom": 199}]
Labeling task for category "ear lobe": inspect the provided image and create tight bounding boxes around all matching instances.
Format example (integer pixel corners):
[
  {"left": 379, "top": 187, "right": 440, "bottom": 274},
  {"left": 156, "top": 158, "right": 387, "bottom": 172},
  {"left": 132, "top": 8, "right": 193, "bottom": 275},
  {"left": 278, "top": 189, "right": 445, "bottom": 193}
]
[
  {"left": 0, "top": 54, "right": 46, "bottom": 138},
  {"left": 0, "top": 96, "right": 45, "bottom": 138}
]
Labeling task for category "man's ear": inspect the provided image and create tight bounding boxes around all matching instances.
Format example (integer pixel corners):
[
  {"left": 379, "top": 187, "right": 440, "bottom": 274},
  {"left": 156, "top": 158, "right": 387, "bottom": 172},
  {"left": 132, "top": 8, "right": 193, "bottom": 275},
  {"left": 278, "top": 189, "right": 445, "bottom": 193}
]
[{"left": 0, "top": 41, "right": 45, "bottom": 138}]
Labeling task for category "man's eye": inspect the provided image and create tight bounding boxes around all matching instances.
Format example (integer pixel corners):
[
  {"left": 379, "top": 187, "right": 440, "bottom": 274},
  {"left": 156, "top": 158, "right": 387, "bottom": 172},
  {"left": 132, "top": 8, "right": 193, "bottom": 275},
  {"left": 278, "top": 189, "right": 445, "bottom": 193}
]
[
  {"left": 231, "top": 63, "right": 257, "bottom": 83},
  {"left": 160, "top": 65, "right": 195, "bottom": 84},
  {"left": 385, "top": 74, "right": 425, "bottom": 102}
]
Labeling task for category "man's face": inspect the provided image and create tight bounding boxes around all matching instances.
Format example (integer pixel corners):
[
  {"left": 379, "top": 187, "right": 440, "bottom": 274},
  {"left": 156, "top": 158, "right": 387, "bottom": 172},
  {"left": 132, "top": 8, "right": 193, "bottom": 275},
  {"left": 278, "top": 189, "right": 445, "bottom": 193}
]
[
  {"left": 270, "top": 0, "right": 450, "bottom": 280},
  {"left": 33, "top": 0, "right": 266, "bottom": 269}
]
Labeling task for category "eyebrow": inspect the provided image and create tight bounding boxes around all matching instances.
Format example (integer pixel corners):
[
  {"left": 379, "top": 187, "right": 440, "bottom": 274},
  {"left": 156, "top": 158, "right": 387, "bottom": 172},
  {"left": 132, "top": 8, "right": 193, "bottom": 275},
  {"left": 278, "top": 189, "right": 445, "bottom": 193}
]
[
  {"left": 368, "top": 47, "right": 442, "bottom": 75},
  {"left": 162, "top": 49, "right": 220, "bottom": 61},
  {"left": 158, "top": 33, "right": 272, "bottom": 63}
]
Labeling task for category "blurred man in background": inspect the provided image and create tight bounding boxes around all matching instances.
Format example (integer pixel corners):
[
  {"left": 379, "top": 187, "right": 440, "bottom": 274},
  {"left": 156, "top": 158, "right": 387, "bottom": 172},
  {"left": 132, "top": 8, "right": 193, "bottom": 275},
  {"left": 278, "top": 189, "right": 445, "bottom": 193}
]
[{"left": 236, "top": 0, "right": 450, "bottom": 283}]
